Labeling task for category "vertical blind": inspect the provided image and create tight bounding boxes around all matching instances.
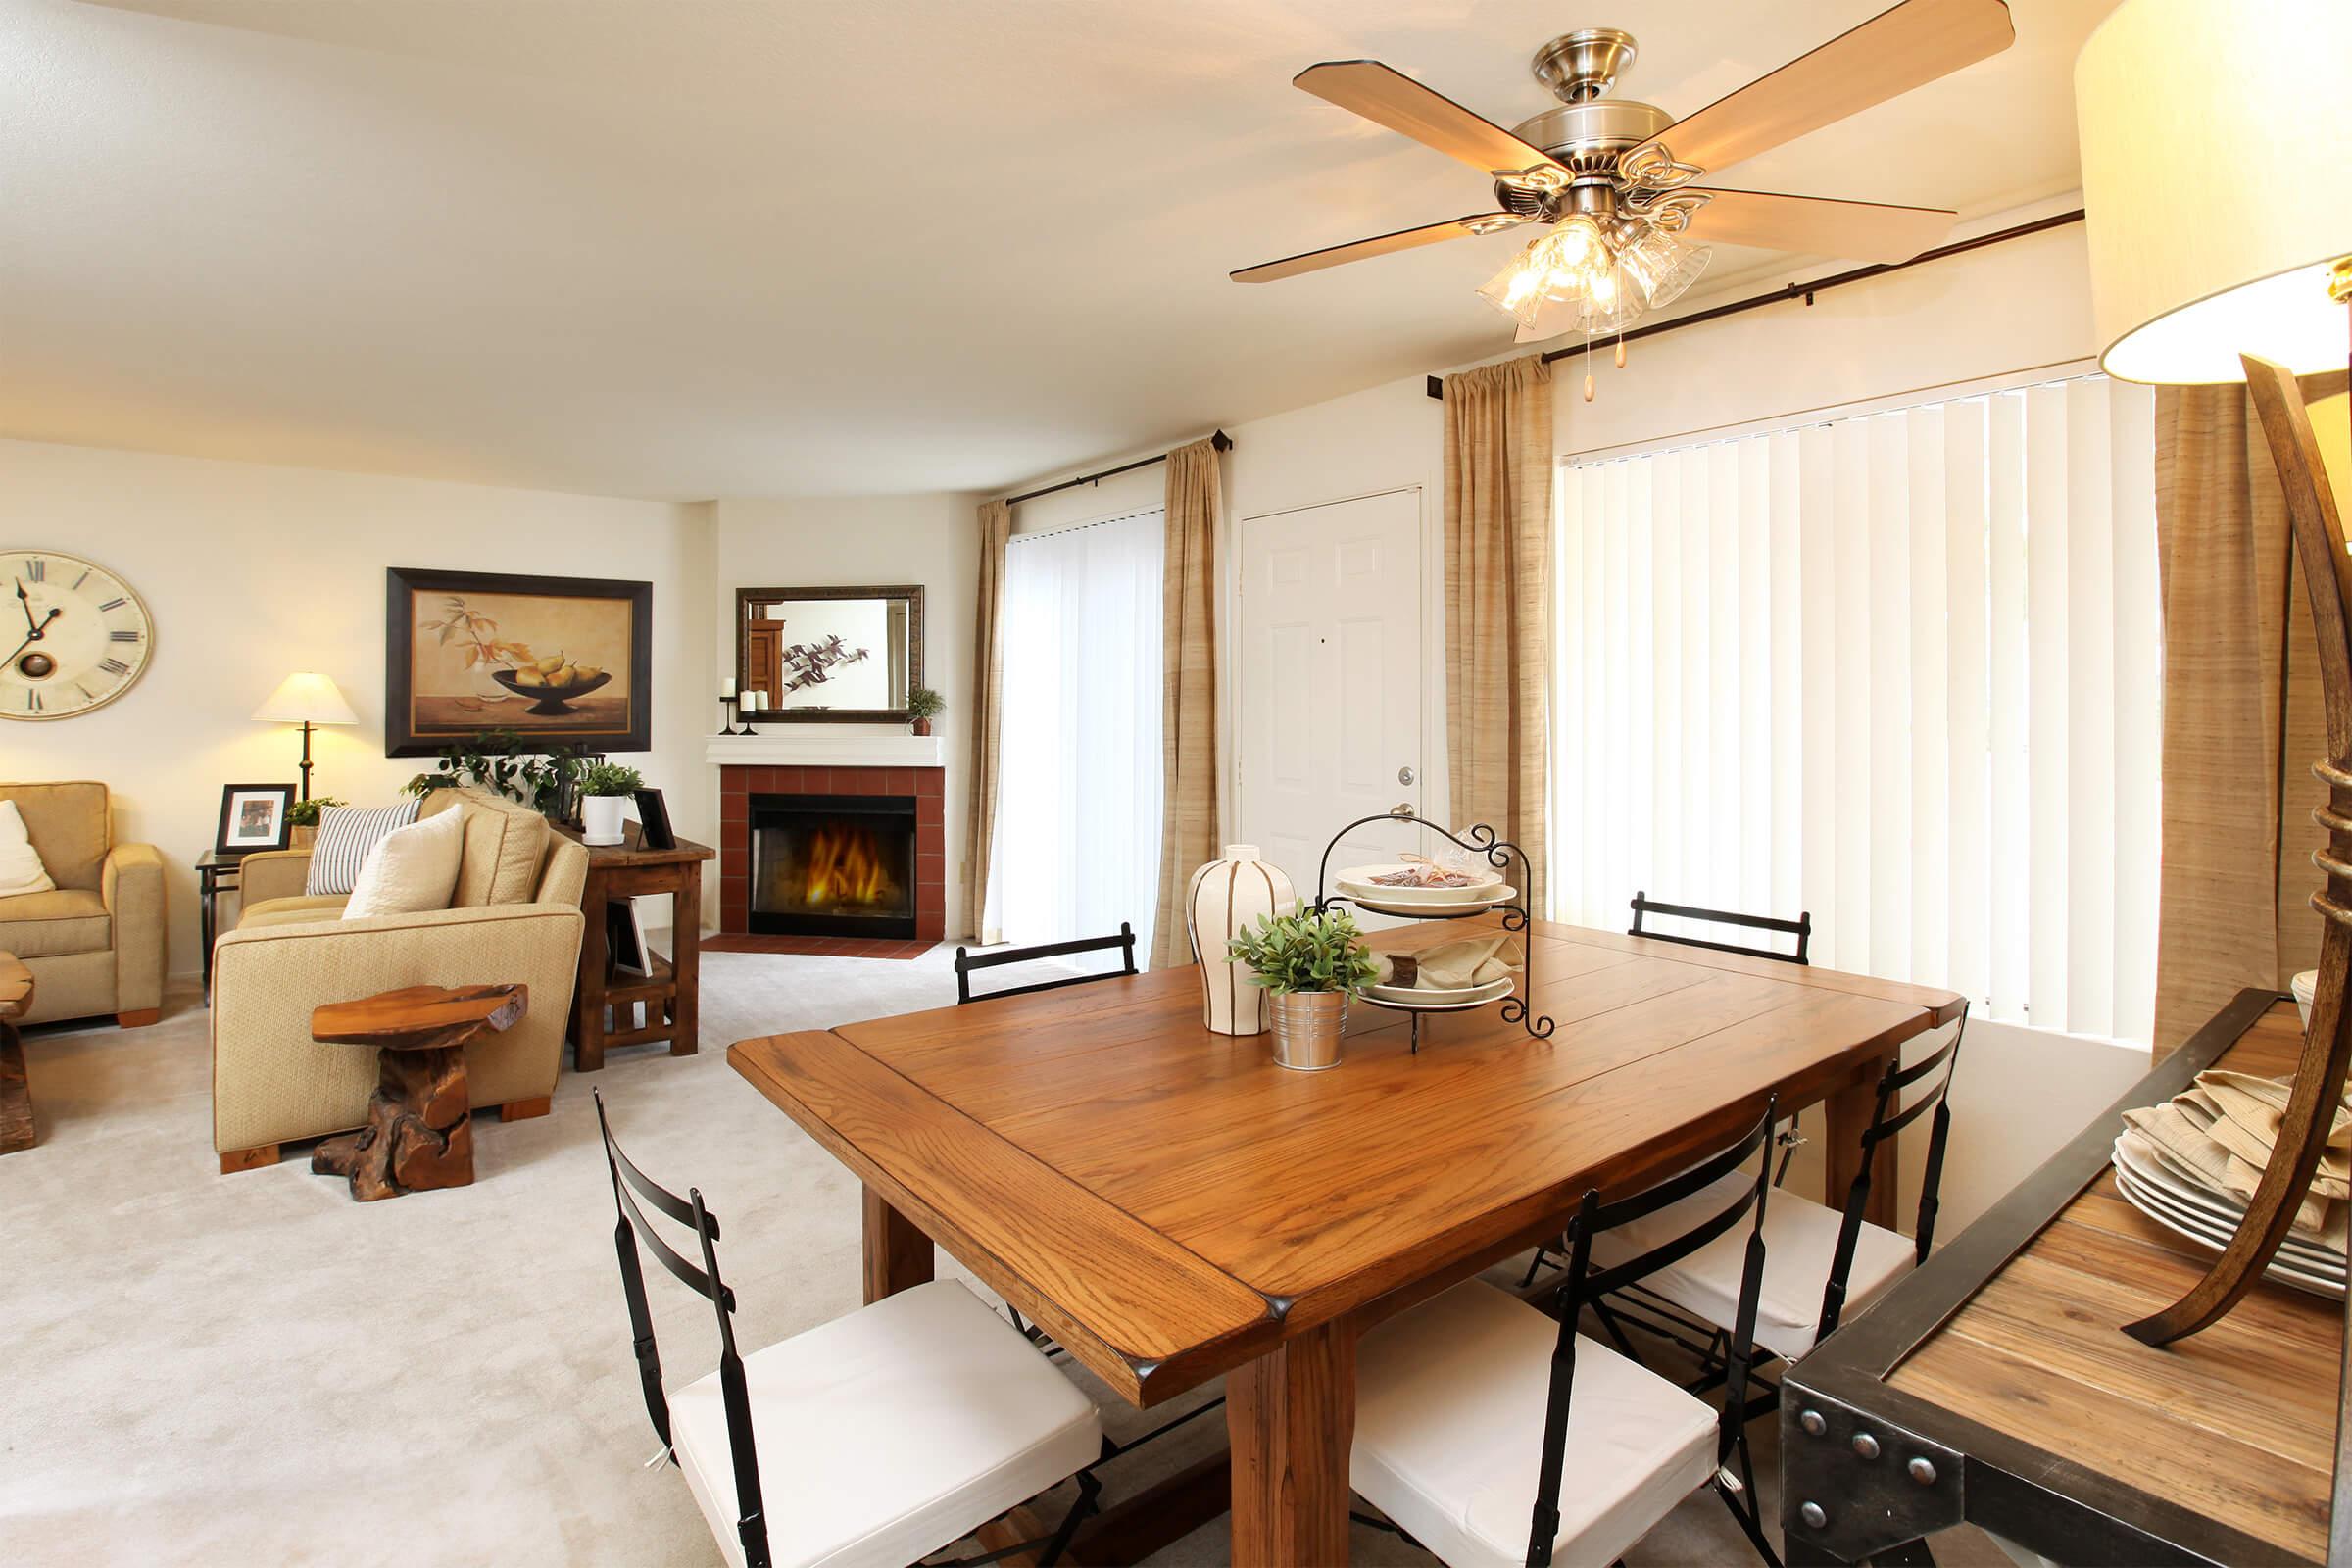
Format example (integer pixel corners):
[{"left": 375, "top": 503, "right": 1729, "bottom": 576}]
[
  {"left": 1553, "top": 374, "right": 2162, "bottom": 1045},
  {"left": 986, "top": 509, "right": 1166, "bottom": 965}
]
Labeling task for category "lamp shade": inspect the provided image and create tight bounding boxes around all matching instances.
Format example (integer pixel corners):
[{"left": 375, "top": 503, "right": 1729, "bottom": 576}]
[
  {"left": 251, "top": 672, "right": 358, "bottom": 726},
  {"left": 2074, "top": 0, "right": 2352, "bottom": 384}
]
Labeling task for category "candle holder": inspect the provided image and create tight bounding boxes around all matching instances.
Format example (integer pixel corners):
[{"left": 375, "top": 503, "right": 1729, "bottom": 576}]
[{"left": 720, "top": 696, "right": 754, "bottom": 737}]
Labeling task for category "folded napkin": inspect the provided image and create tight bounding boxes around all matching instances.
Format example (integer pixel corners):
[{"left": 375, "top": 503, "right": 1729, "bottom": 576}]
[
  {"left": 2119, "top": 1065, "right": 2352, "bottom": 1239},
  {"left": 1373, "top": 936, "right": 1524, "bottom": 991}
]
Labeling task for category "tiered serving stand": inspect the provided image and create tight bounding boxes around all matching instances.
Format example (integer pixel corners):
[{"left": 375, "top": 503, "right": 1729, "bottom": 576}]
[{"left": 1310, "top": 811, "right": 1555, "bottom": 1052}]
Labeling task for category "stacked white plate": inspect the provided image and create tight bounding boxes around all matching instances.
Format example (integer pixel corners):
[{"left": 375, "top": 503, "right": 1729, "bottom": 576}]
[
  {"left": 2110, "top": 1130, "right": 2347, "bottom": 1299},
  {"left": 1360, "top": 975, "right": 1515, "bottom": 1012},
  {"left": 1335, "top": 863, "right": 1515, "bottom": 918}
]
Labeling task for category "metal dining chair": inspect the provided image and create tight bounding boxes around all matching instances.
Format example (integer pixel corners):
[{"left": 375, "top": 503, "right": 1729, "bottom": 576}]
[
  {"left": 593, "top": 1091, "right": 1106, "bottom": 1568},
  {"left": 1350, "top": 1099, "right": 1786, "bottom": 1568},
  {"left": 1630, "top": 891, "right": 1812, "bottom": 965},
  {"left": 1584, "top": 1013, "right": 1970, "bottom": 1401},
  {"left": 954, "top": 923, "right": 1139, "bottom": 1004}
]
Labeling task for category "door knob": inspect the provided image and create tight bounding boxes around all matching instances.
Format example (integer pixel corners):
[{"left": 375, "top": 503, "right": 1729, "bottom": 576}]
[{"left": 1392, "top": 802, "right": 1415, "bottom": 817}]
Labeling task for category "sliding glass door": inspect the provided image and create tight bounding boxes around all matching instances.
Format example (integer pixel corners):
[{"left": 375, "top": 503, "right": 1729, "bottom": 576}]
[{"left": 987, "top": 509, "right": 1165, "bottom": 965}]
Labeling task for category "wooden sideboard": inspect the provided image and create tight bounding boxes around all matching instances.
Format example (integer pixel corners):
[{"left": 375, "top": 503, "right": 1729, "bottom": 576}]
[
  {"left": 559, "top": 825, "right": 715, "bottom": 1072},
  {"left": 1783, "top": 989, "right": 2340, "bottom": 1566}
]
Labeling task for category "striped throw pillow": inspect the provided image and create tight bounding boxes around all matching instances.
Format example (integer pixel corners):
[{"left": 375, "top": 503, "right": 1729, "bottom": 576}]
[{"left": 304, "top": 801, "right": 421, "bottom": 897}]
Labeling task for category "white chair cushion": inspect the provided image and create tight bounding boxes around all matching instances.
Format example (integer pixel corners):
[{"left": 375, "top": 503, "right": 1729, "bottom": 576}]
[
  {"left": 342, "top": 805, "right": 466, "bottom": 918},
  {"left": 1590, "top": 1170, "right": 1917, "bottom": 1360},
  {"left": 1354, "top": 1280, "right": 1716, "bottom": 1568},
  {"left": 669, "top": 1279, "right": 1103, "bottom": 1568}
]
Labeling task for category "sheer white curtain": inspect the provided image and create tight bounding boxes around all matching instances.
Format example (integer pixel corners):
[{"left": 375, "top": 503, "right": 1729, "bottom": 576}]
[
  {"left": 1553, "top": 373, "right": 2162, "bottom": 1045},
  {"left": 985, "top": 509, "right": 1166, "bottom": 966}
]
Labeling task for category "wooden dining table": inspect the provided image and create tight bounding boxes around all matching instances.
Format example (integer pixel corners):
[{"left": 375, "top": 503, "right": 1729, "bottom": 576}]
[{"left": 729, "top": 916, "right": 1964, "bottom": 1565}]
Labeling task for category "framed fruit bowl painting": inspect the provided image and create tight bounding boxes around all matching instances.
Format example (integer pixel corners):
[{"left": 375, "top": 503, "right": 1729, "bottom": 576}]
[{"left": 384, "top": 567, "right": 653, "bottom": 757}]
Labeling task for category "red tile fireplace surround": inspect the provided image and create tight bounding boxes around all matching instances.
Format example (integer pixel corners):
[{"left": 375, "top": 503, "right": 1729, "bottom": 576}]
[{"left": 718, "top": 764, "right": 947, "bottom": 946}]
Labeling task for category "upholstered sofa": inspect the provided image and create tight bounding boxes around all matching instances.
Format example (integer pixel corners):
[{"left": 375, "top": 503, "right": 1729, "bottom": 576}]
[
  {"left": 0, "top": 781, "right": 166, "bottom": 1028},
  {"left": 210, "top": 788, "right": 588, "bottom": 1173}
]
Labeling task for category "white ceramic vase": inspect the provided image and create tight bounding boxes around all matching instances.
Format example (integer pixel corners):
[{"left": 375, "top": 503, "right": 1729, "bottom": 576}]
[
  {"left": 582, "top": 794, "right": 628, "bottom": 847},
  {"left": 1186, "top": 844, "right": 1297, "bottom": 1037}
]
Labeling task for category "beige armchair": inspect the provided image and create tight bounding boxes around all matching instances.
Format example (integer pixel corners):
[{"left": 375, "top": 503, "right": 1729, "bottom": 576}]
[
  {"left": 211, "top": 788, "right": 588, "bottom": 1173},
  {"left": 0, "top": 781, "right": 166, "bottom": 1028}
]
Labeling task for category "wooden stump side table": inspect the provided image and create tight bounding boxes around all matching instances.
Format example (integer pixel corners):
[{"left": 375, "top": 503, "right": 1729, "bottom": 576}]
[
  {"left": 310, "top": 982, "right": 527, "bottom": 1201},
  {"left": 1, "top": 955, "right": 34, "bottom": 1154}
]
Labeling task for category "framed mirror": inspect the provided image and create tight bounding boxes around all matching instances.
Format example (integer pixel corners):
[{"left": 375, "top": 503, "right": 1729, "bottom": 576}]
[{"left": 734, "top": 585, "right": 922, "bottom": 724}]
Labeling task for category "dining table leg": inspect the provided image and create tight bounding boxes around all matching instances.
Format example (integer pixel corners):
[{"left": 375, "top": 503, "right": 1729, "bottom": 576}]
[
  {"left": 1227, "top": 1317, "right": 1355, "bottom": 1566},
  {"left": 1825, "top": 1051, "right": 1900, "bottom": 1228},
  {"left": 862, "top": 1185, "right": 934, "bottom": 1304}
]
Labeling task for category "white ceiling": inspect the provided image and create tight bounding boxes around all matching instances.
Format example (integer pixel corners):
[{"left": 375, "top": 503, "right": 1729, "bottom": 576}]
[{"left": 1, "top": 0, "right": 2119, "bottom": 500}]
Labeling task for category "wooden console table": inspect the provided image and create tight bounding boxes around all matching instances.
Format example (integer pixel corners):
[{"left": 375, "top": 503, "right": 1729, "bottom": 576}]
[
  {"left": 1783, "top": 989, "right": 2340, "bottom": 1565},
  {"left": 564, "top": 826, "right": 715, "bottom": 1071}
]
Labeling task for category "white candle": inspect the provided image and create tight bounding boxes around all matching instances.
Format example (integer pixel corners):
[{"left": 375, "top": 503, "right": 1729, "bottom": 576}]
[
  {"left": 743, "top": 691, "right": 761, "bottom": 712},
  {"left": 720, "top": 676, "right": 737, "bottom": 699}
]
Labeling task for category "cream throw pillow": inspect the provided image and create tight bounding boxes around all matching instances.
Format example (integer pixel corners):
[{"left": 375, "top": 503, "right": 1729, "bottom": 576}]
[
  {"left": 342, "top": 805, "right": 466, "bottom": 919},
  {"left": 0, "top": 800, "right": 57, "bottom": 898}
]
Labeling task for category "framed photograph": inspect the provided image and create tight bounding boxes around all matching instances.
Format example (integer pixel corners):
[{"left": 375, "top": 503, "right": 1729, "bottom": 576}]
[
  {"left": 385, "top": 567, "right": 654, "bottom": 758},
  {"left": 633, "top": 786, "right": 676, "bottom": 851},
  {"left": 215, "top": 784, "right": 295, "bottom": 854}
]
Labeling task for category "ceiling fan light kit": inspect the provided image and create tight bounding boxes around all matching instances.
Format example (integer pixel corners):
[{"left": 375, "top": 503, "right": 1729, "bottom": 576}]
[{"left": 1236, "top": 0, "right": 2016, "bottom": 397}]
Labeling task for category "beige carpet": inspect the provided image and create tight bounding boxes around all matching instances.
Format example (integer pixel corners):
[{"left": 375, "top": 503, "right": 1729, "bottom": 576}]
[{"left": 0, "top": 950, "right": 2005, "bottom": 1566}]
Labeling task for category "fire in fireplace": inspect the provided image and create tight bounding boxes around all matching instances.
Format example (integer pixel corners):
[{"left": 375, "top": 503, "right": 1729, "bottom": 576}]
[{"left": 750, "top": 793, "right": 916, "bottom": 938}]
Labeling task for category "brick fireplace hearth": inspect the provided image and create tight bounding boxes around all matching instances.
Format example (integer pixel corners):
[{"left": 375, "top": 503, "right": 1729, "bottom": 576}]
[{"left": 718, "top": 764, "right": 945, "bottom": 952}]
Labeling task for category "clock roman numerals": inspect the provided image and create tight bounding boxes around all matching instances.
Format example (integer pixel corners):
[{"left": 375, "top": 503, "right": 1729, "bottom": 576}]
[{"left": 3, "top": 551, "right": 149, "bottom": 721}]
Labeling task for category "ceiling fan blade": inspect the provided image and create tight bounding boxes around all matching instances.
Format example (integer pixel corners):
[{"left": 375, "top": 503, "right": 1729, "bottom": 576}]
[
  {"left": 1675, "top": 188, "right": 1956, "bottom": 263},
  {"left": 1632, "top": 0, "right": 2013, "bottom": 176},
  {"left": 1294, "top": 61, "right": 1566, "bottom": 179},
  {"left": 1232, "top": 214, "right": 1528, "bottom": 283}
]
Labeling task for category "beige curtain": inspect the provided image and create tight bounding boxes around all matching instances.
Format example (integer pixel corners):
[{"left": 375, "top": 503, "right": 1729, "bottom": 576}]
[
  {"left": 1443, "top": 355, "right": 1553, "bottom": 911},
  {"left": 2151, "top": 382, "right": 2327, "bottom": 1054},
  {"left": 962, "top": 498, "right": 1011, "bottom": 944},
  {"left": 1151, "top": 438, "right": 1223, "bottom": 969}
]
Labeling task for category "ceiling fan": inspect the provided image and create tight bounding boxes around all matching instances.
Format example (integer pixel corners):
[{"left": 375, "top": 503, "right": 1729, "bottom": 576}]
[{"left": 1233, "top": 0, "right": 2016, "bottom": 364}]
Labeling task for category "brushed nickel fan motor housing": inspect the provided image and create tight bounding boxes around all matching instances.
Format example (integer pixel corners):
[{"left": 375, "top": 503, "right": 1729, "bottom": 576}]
[{"left": 1506, "top": 29, "right": 1671, "bottom": 205}]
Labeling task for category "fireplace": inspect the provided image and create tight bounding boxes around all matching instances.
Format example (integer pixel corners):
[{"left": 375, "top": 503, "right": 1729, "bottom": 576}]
[{"left": 750, "top": 792, "right": 917, "bottom": 938}]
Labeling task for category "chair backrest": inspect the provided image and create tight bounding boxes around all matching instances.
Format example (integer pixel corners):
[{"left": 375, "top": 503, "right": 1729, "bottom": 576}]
[
  {"left": 955, "top": 923, "right": 1139, "bottom": 1004},
  {"left": 1525, "top": 1098, "right": 1780, "bottom": 1568},
  {"left": 594, "top": 1090, "right": 771, "bottom": 1568},
  {"left": 1629, "top": 892, "right": 1810, "bottom": 966},
  {"left": 1, "top": 780, "right": 110, "bottom": 890},
  {"left": 1817, "top": 1007, "right": 1970, "bottom": 1341}
]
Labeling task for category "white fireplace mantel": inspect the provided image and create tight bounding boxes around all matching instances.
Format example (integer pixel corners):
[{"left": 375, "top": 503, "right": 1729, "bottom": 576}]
[{"left": 705, "top": 725, "right": 944, "bottom": 769}]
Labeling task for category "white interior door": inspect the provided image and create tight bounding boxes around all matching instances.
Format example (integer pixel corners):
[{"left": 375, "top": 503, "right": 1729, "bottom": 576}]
[{"left": 1236, "top": 488, "right": 1425, "bottom": 909}]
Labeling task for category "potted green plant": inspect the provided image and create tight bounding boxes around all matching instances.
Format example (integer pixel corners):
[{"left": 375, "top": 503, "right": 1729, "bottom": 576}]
[
  {"left": 403, "top": 730, "right": 588, "bottom": 823},
  {"left": 1226, "top": 903, "right": 1379, "bottom": 1071},
  {"left": 576, "top": 760, "right": 644, "bottom": 847},
  {"left": 283, "top": 796, "right": 345, "bottom": 850},
  {"left": 906, "top": 685, "right": 945, "bottom": 736}
]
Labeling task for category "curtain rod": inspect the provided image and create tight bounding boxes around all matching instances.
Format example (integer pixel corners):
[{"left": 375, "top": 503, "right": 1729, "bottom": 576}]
[
  {"left": 1004, "top": 429, "right": 1233, "bottom": 508},
  {"left": 1425, "top": 208, "right": 2088, "bottom": 399}
]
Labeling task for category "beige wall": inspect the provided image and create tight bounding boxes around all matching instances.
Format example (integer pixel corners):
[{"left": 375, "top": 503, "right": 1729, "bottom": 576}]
[
  {"left": 0, "top": 435, "right": 716, "bottom": 976},
  {"left": 711, "top": 493, "right": 981, "bottom": 935}
]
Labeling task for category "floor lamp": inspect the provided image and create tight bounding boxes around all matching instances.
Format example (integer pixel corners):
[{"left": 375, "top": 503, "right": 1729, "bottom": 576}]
[{"left": 252, "top": 672, "right": 359, "bottom": 802}]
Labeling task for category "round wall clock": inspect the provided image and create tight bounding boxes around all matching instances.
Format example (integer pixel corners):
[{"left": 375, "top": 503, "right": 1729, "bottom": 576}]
[{"left": 0, "top": 550, "right": 154, "bottom": 720}]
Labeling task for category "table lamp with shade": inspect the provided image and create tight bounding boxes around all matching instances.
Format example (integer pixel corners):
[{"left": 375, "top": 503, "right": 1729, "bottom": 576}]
[
  {"left": 252, "top": 672, "right": 358, "bottom": 802},
  {"left": 2074, "top": 0, "right": 2352, "bottom": 1348}
]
